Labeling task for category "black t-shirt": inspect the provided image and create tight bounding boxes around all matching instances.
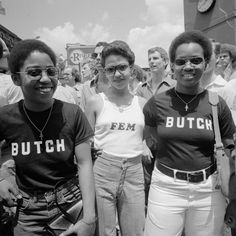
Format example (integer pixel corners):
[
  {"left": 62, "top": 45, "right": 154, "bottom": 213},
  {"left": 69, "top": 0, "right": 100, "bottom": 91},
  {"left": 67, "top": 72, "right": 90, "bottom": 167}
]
[
  {"left": 0, "top": 99, "right": 93, "bottom": 191},
  {"left": 143, "top": 88, "right": 235, "bottom": 171}
]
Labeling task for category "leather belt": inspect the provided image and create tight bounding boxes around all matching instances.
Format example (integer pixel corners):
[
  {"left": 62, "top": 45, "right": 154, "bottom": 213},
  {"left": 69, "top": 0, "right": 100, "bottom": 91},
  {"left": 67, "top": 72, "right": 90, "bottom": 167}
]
[{"left": 156, "top": 162, "right": 217, "bottom": 183}]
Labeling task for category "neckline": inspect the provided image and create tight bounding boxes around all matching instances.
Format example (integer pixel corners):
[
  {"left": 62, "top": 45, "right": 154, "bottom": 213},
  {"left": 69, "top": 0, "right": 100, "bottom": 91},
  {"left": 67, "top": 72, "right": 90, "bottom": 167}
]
[{"left": 102, "top": 93, "right": 135, "bottom": 113}]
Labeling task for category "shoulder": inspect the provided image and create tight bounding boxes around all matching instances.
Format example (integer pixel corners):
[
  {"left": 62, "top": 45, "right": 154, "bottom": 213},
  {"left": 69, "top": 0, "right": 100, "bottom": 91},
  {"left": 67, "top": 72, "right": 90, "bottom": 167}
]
[
  {"left": 86, "top": 93, "right": 103, "bottom": 112},
  {"left": 163, "top": 76, "right": 176, "bottom": 87},
  {"left": 54, "top": 99, "right": 81, "bottom": 115},
  {"left": 137, "top": 96, "right": 147, "bottom": 110}
]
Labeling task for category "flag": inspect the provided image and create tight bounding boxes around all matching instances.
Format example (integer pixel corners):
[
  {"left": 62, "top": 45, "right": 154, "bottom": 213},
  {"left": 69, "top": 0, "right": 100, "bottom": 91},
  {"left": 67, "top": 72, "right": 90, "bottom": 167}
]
[{"left": 0, "top": 1, "right": 6, "bottom": 15}]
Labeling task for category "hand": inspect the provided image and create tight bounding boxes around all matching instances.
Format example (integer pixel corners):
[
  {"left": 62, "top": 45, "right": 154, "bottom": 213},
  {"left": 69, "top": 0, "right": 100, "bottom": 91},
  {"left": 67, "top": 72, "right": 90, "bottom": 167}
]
[
  {"left": 91, "top": 144, "right": 102, "bottom": 160},
  {"left": 0, "top": 179, "right": 22, "bottom": 207},
  {"left": 142, "top": 141, "right": 153, "bottom": 164},
  {"left": 60, "top": 219, "right": 96, "bottom": 236}
]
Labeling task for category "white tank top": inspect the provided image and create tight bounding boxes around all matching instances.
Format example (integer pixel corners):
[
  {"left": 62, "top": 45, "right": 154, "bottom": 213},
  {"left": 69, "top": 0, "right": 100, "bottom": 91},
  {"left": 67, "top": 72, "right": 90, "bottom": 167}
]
[{"left": 94, "top": 93, "right": 145, "bottom": 158}]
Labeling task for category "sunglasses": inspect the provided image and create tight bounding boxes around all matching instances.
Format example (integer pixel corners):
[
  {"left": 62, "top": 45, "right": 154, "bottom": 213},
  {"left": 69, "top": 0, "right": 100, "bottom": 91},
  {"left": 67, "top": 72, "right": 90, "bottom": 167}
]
[
  {"left": 104, "top": 64, "right": 129, "bottom": 75},
  {"left": 17, "top": 66, "right": 58, "bottom": 79},
  {"left": 174, "top": 57, "right": 204, "bottom": 66},
  {"left": 91, "top": 52, "right": 101, "bottom": 59}
]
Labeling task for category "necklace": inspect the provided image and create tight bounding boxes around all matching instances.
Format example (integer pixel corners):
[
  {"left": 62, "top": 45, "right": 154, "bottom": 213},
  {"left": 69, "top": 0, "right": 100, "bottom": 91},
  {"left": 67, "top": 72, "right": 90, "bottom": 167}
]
[
  {"left": 23, "top": 103, "right": 53, "bottom": 141},
  {"left": 174, "top": 89, "right": 199, "bottom": 111}
]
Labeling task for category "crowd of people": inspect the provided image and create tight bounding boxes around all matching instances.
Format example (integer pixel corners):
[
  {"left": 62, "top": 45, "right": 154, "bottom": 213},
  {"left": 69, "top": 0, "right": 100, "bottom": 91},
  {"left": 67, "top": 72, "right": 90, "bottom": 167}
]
[{"left": 0, "top": 29, "right": 235, "bottom": 236}]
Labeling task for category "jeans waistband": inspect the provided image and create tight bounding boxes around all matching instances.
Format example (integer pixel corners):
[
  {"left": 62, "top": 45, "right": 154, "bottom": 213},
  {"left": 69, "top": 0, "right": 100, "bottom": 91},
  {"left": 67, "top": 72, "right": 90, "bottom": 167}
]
[
  {"left": 156, "top": 162, "right": 217, "bottom": 183},
  {"left": 101, "top": 151, "right": 142, "bottom": 164},
  {"left": 19, "top": 176, "right": 79, "bottom": 200}
]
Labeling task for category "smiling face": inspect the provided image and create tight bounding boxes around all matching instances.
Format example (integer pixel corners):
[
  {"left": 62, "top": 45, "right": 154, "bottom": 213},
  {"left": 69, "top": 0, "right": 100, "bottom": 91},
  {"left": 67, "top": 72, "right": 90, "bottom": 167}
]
[
  {"left": 173, "top": 42, "right": 206, "bottom": 93},
  {"left": 16, "top": 51, "right": 58, "bottom": 110},
  {"left": 104, "top": 54, "right": 131, "bottom": 91},
  {"left": 148, "top": 51, "right": 166, "bottom": 72}
]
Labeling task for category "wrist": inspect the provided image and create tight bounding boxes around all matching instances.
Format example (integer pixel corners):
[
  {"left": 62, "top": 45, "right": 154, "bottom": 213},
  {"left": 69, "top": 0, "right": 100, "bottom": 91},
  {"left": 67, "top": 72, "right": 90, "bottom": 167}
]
[{"left": 81, "top": 216, "right": 97, "bottom": 225}]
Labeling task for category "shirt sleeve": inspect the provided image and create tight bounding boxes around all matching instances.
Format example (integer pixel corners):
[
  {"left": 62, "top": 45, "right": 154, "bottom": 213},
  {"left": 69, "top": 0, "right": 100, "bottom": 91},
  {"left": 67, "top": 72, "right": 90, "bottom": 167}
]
[
  {"left": 143, "top": 96, "right": 157, "bottom": 127},
  {"left": 218, "top": 96, "right": 235, "bottom": 147}
]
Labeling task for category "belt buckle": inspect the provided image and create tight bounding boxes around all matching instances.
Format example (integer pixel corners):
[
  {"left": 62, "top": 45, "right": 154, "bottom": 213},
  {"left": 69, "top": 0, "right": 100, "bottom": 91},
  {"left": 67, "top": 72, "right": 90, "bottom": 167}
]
[{"left": 187, "top": 170, "right": 206, "bottom": 183}]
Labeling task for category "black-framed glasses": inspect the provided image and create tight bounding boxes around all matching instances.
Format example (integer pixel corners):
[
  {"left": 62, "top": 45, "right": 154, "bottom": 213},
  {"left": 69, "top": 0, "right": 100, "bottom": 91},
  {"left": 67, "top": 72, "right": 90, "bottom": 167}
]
[
  {"left": 104, "top": 64, "right": 129, "bottom": 76},
  {"left": 174, "top": 57, "right": 204, "bottom": 66},
  {"left": 17, "top": 66, "right": 58, "bottom": 79}
]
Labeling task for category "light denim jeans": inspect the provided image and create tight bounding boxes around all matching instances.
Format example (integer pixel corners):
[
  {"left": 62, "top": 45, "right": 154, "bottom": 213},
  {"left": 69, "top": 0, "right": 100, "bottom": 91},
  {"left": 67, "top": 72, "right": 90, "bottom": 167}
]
[
  {"left": 14, "top": 178, "right": 81, "bottom": 236},
  {"left": 94, "top": 152, "right": 145, "bottom": 236},
  {"left": 144, "top": 167, "right": 226, "bottom": 236}
]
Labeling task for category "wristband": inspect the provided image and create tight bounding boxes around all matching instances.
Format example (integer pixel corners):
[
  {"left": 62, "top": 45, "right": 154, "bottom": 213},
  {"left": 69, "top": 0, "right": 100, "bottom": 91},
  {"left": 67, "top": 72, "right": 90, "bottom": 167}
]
[{"left": 0, "top": 178, "right": 5, "bottom": 183}]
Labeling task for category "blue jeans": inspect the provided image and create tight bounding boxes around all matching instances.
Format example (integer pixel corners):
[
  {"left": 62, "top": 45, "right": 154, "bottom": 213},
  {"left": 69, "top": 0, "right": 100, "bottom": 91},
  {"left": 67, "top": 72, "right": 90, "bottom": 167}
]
[
  {"left": 14, "top": 178, "right": 81, "bottom": 236},
  {"left": 144, "top": 167, "right": 226, "bottom": 236},
  {"left": 94, "top": 152, "right": 145, "bottom": 236}
]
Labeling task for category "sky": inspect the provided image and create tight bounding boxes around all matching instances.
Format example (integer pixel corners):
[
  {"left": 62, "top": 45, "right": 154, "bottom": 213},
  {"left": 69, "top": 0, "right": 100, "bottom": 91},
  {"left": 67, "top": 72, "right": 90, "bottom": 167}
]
[{"left": 0, "top": 0, "right": 184, "bottom": 67}]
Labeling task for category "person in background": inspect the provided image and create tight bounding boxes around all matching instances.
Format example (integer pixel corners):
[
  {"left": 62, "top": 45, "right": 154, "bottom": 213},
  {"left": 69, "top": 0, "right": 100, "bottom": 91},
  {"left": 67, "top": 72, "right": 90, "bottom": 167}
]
[
  {"left": 0, "top": 38, "right": 9, "bottom": 58},
  {"left": 80, "top": 41, "right": 109, "bottom": 111},
  {"left": 136, "top": 46, "right": 176, "bottom": 207},
  {"left": 216, "top": 43, "right": 236, "bottom": 81},
  {"left": 201, "top": 41, "right": 227, "bottom": 92},
  {"left": 72, "top": 67, "right": 83, "bottom": 107},
  {"left": 81, "top": 58, "right": 96, "bottom": 82},
  {"left": 129, "top": 64, "right": 145, "bottom": 94},
  {"left": 143, "top": 30, "right": 235, "bottom": 236},
  {"left": 0, "top": 41, "right": 23, "bottom": 106},
  {"left": 136, "top": 46, "right": 176, "bottom": 100},
  {"left": 85, "top": 40, "right": 148, "bottom": 236},
  {"left": 54, "top": 66, "right": 79, "bottom": 105},
  {"left": 0, "top": 39, "right": 96, "bottom": 236}
]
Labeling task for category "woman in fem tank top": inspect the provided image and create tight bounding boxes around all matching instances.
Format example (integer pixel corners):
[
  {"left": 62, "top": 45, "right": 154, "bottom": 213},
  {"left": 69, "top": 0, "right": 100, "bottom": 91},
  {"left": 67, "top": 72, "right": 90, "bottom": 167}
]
[{"left": 85, "top": 40, "right": 149, "bottom": 236}]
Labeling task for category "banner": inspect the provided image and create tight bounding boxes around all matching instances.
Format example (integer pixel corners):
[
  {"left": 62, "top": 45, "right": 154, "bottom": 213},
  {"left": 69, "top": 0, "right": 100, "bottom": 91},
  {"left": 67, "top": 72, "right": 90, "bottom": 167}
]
[{"left": 66, "top": 44, "right": 95, "bottom": 66}]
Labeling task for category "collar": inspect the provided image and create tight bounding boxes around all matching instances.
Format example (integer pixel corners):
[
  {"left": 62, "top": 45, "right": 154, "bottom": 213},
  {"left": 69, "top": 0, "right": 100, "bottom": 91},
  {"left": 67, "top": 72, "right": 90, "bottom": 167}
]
[
  {"left": 141, "top": 75, "right": 174, "bottom": 88},
  {"left": 206, "top": 74, "right": 227, "bottom": 88}
]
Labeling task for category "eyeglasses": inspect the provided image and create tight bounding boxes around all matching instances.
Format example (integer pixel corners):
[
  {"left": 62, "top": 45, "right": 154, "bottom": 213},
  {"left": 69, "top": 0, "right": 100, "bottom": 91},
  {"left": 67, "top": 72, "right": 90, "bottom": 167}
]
[
  {"left": 91, "top": 53, "right": 100, "bottom": 59},
  {"left": 174, "top": 57, "right": 204, "bottom": 66},
  {"left": 104, "top": 64, "right": 129, "bottom": 76},
  {"left": 17, "top": 66, "right": 58, "bottom": 79}
]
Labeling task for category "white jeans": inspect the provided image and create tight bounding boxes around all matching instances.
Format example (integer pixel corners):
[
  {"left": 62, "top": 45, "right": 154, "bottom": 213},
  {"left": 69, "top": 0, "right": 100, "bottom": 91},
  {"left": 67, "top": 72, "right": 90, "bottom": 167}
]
[{"left": 144, "top": 167, "right": 226, "bottom": 236}]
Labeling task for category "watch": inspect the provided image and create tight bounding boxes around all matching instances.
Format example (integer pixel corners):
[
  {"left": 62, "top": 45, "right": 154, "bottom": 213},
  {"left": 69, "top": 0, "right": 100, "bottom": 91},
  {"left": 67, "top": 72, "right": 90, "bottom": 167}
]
[{"left": 197, "top": 0, "right": 216, "bottom": 13}]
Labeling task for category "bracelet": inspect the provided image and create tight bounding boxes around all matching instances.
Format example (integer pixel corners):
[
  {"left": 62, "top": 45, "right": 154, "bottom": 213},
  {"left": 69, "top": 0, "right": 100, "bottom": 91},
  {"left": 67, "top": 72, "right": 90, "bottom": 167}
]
[
  {"left": 0, "top": 178, "right": 5, "bottom": 183},
  {"left": 81, "top": 217, "right": 97, "bottom": 225}
]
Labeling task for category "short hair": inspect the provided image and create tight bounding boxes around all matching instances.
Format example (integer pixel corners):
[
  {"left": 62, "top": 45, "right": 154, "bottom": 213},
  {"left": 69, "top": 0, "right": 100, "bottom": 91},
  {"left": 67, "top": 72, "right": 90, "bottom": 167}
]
[
  {"left": 131, "top": 64, "right": 145, "bottom": 82},
  {"left": 148, "top": 46, "right": 169, "bottom": 64},
  {"left": 95, "top": 41, "right": 109, "bottom": 48},
  {"left": 169, "top": 30, "right": 212, "bottom": 64},
  {"left": 0, "top": 40, "right": 3, "bottom": 59},
  {"left": 8, "top": 39, "right": 57, "bottom": 74},
  {"left": 220, "top": 43, "right": 236, "bottom": 63},
  {"left": 101, "top": 40, "right": 135, "bottom": 67}
]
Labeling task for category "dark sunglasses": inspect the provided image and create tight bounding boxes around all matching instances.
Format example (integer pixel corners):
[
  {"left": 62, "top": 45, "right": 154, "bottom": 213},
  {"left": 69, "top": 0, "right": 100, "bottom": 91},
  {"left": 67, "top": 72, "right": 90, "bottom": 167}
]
[
  {"left": 91, "top": 52, "right": 102, "bottom": 59},
  {"left": 174, "top": 57, "right": 204, "bottom": 66},
  {"left": 17, "top": 67, "right": 58, "bottom": 78},
  {"left": 104, "top": 64, "right": 129, "bottom": 75}
]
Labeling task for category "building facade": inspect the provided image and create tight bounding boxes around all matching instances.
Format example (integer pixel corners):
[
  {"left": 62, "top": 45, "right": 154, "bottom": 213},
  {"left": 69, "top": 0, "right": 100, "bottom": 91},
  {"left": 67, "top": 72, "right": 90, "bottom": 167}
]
[{"left": 184, "top": 0, "right": 236, "bottom": 44}]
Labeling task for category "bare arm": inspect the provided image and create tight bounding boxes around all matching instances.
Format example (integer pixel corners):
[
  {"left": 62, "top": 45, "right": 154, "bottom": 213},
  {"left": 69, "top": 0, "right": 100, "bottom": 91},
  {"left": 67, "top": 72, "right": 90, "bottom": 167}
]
[
  {"left": 62, "top": 142, "right": 96, "bottom": 236},
  {"left": 75, "top": 142, "right": 96, "bottom": 222}
]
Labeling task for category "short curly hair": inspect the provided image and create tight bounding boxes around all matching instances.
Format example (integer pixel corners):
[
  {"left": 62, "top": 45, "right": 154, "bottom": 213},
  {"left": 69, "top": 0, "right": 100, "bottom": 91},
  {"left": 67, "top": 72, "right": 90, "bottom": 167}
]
[
  {"left": 169, "top": 30, "right": 212, "bottom": 64},
  {"left": 220, "top": 43, "right": 236, "bottom": 63},
  {"left": 8, "top": 39, "right": 57, "bottom": 74},
  {"left": 101, "top": 40, "right": 135, "bottom": 67}
]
